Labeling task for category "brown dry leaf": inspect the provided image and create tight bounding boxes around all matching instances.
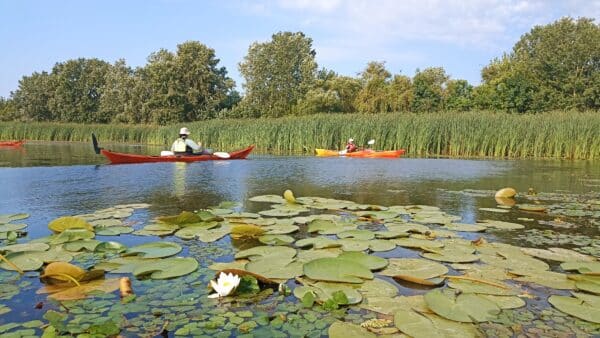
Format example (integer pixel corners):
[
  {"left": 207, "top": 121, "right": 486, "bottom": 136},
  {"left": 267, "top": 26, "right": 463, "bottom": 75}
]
[{"left": 37, "top": 278, "right": 120, "bottom": 300}]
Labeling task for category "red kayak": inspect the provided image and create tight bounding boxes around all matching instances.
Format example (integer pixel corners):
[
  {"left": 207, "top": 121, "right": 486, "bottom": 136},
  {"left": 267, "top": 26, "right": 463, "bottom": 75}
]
[
  {"left": 99, "top": 145, "right": 254, "bottom": 164},
  {"left": 0, "top": 140, "right": 25, "bottom": 147}
]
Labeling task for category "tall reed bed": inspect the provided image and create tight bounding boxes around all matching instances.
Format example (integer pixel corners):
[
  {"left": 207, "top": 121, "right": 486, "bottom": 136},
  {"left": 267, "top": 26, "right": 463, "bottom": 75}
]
[{"left": 0, "top": 111, "right": 598, "bottom": 159}]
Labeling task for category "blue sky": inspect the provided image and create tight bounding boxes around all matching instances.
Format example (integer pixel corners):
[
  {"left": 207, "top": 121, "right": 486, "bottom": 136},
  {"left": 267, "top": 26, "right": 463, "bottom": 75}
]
[{"left": 1, "top": 0, "right": 598, "bottom": 97}]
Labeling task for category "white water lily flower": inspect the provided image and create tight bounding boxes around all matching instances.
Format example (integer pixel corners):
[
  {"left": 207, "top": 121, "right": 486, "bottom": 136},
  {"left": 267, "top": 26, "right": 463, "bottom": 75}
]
[{"left": 208, "top": 272, "right": 241, "bottom": 298}]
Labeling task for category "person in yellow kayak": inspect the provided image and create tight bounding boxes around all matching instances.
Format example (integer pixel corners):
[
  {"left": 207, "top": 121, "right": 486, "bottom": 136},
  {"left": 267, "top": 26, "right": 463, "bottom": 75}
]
[
  {"left": 171, "top": 127, "right": 206, "bottom": 155},
  {"left": 345, "top": 138, "right": 358, "bottom": 153}
]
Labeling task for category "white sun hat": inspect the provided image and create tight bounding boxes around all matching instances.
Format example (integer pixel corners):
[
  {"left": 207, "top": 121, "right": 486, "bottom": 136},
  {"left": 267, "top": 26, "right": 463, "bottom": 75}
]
[{"left": 179, "top": 127, "right": 191, "bottom": 135}]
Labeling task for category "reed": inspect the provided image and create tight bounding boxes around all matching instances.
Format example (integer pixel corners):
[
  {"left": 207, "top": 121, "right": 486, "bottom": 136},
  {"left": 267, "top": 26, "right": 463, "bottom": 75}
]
[{"left": 0, "top": 111, "right": 598, "bottom": 159}]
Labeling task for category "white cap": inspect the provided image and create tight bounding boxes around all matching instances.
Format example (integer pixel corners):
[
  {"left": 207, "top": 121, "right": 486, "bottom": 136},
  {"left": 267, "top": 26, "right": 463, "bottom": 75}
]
[
  {"left": 179, "top": 127, "right": 191, "bottom": 135},
  {"left": 348, "top": 138, "right": 354, "bottom": 142}
]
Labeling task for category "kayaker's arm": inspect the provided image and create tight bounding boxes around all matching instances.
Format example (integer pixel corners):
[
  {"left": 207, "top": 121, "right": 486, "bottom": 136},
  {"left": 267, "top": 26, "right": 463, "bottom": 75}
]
[{"left": 185, "top": 139, "right": 202, "bottom": 152}]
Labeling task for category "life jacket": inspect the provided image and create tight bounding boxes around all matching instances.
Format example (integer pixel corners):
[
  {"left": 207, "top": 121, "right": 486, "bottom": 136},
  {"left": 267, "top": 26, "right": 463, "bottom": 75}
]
[
  {"left": 346, "top": 143, "right": 357, "bottom": 152},
  {"left": 172, "top": 138, "right": 187, "bottom": 153}
]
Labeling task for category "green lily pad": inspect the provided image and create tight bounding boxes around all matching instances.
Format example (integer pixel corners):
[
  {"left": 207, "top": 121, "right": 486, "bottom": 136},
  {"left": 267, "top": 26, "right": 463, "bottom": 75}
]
[
  {"left": 90, "top": 219, "right": 123, "bottom": 227},
  {"left": 337, "top": 230, "right": 375, "bottom": 240},
  {"left": 521, "top": 247, "right": 596, "bottom": 262},
  {"left": 513, "top": 270, "right": 575, "bottom": 289},
  {"left": 367, "top": 239, "right": 396, "bottom": 252},
  {"left": 294, "top": 282, "right": 362, "bottom": 305},
  {"left": 444, "top": 223, "right": 487, "bottom": 232},
  {"left": 249, "top": 195, "right": 286, "bottom": 203},
  {"left": 394, "top": 308, "right": 481, "bottom": 338},
  {"left": 295, "top": 237, "right": 342, "bottom": 249},
  {"left": 357, "top": 278, "right": 399, "bottom": 298},
  {"left": 0, "top": 251, "right": 45, "bottom": 271},
  {"left": 481, "top": 295, "right": 526, "bottom": 309},
  {"left": 549, "top": 295, "right": 600, "bottom": 323},
  {"left": 424, "top": 288, "right": 501, "bottom": 323},
  {"left": 235, "top": 245, "right": 296, "bottom": 260},
  {"left": 123, "top": 242, "right": 182, "bottom": 258},
  {"left": 0, "top": 243, "right": 49, "bottom": 252},
  {"left": 422, "top": 248, "right": 479, "bottom": 263},
  {"left": 338, "top": 238, "right": 370, "bottom": 252},
  {"left": 95, "top": 226, "right": 134, "bottom": 236},
  {"left": 49, "top": 229, "right": 95, "bottom": 244},
  {"left": 518, "top": 204, "right": 546, "bottom": 212},
  {"left": 572, "top": 291, "right": 600, "bottom": 307},
  {"left": 373, "top": 230, "right": 409, "bottom": 239},
  {"left": 174, "top": 224, "right": 230, "bottom": 242},
  {"left": 62, "top": 239, "right": 101, "bottom": 252},
  {"left": 48, "top": 216, "right": 93, "bottom": 233},
  {"left": 337, "top": 252, "right": 388, "bottom": 270},
  {"left": 303, "top": 257, "right": 373, "bottom": 283},
  {"left": 94, "top": 241, "right": 127, "bottom": 253},
  {"left": 258, "top": 234, "right": 295, "bottom": 245},
  {"left": 0, "top": 223, "right": 27, "bottom": 232},
  {"left": 0, "top": 213, "right": 29, "bottom": 223},
  {"left": 296, "top": 248, "right": 343, "bottom": 262},
  {"left": 447, "top": 278, "right": 520, "bottom": 295},
  {"left": 393, "top": 237, "right": 444, "bottom": 249},
  {"left": 156, "top": 211, "right": 202, "bottom": 225},
  {"left": 308, "top": 219, "right": 356, "bottom": 235},
  {"left": 361, "top": 295, "right": 428, "bottom": 315},
  {"left": 133, "top": 257, "right": 198, "bottom": 279},
  {"left": 380, "top": 258, "right": 448, "bottom": 279},
  {"left": 328, "top": 321, "right": 375, "bottom": 338},
  {"left": 258, "top": 208, "right": 304, "bottom": 217},
  {"left": 561, "top": 261, "right": 600, "bottom": 274},
  {"left": 245, "top": 257, "right": 303, "bottom": 280},
  {"left": 477, "top": 220, "right": 524, "bottom": 230},
  {"left": 478, "top": 208, "right": 510, "bottom": 213},
  {"left": 574, "top": 275, "right": 600, "bottom": 294},
  {"left": 95, "top": 257, "right": 159, "bottom": 273},
  {"left": 263, "top": 224, "right": 299, "bottom": 235}
]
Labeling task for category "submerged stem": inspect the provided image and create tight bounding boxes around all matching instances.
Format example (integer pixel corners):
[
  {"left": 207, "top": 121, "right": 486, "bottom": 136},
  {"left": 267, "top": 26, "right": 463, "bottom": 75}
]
[{"left": 0, "top": 253, "right": 24, "bottom": 274}]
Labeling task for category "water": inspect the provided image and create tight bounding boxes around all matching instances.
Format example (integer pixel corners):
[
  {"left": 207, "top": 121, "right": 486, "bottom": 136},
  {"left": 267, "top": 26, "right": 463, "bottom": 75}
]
[{"left": 1, "top": 142, "right": 599, "bottom": 336}]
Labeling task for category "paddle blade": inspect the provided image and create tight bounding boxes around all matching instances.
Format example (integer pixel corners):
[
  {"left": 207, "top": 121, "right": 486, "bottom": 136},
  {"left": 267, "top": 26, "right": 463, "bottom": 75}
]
[
  {"left": 213, "top": 152, "right": 231, "bottom": 159},
  {"left": 92, "top": 133, "right": 101, "bottom": 154}
]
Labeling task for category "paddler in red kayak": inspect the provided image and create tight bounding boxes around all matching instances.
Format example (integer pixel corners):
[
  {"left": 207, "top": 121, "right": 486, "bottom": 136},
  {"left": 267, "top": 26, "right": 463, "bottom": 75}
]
[
  {"left": 171, "top": 127, "right": 210, "bottom": 155},
  {"left": 345, "top": 138, "right": 358, "bottom": 153}
]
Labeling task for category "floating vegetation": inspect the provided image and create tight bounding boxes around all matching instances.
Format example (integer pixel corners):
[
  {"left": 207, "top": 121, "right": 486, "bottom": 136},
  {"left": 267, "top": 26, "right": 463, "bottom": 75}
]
[{"left": 1, "top": 192, "right": 600, "bottom": 337}]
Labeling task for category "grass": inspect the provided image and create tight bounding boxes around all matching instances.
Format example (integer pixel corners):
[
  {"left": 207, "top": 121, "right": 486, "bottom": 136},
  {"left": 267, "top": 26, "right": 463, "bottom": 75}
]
[{"left": 0, "top": 111, "right": 598, "bottom": 159}]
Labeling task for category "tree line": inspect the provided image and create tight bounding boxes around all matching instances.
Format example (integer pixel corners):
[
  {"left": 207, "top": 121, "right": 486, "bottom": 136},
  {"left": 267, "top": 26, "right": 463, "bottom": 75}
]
[{"left": 0, "top": 17, "right": 598, "bottom": 124}]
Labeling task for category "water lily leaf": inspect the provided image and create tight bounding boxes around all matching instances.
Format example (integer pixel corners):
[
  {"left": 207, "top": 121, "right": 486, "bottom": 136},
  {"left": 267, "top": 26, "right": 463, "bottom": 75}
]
[
  {"left": 561, "top": 261, "right": 600, "bottom": 274},
  {"left": 258, "top": 208, "right": 303, "bottom": 217},
  {"left": 361, "top": 295, "right": 428, "bottom": 315},
  {"left": 518, "top": 204, "right": 546, "bottom": 212},
  {"left": 197, "top": 224, "right": 231, "bottom": 242},
  {"left": 0, "top": 213, "right": 29, "bottom": 224},
  {"left": 235, "top": 245, "right": 296, "bottom": 260},
  {"left": 295, "top": 237, "right": 341, "bottom": 249},
  {"left": 303, "top": 257, "right": 373, "bottom": 283},
  {"left": 230, "top": 224, "right": 265, "bottom": 239},
  {"left": 357, "top": 278, "right": 399, "bottom": 298},
  {"left": 380, "top": 258, "right": 448, "bottom": 279},
  {"left": 572, "top": 292, "right": 600, "bottom": 307},
  {"left": 374, "top": 230, "right": 409, "bottom": 239},
  {"left": 393, "top": 274, "right": 445, "bottom": 286},
  {"left": 62, "top": 239, "right": 101, "bottom": 252},
  {"left": 156, "top": 211, "right": 202, "bottom": 225},
  {"left": 356, "top": 210, "right": 399, "bottom": 220},
  {"left": 386, "top": 223, "right": 431, "bottom": 234},
  {"left": 296, "top": 248, "right": 343, "bottom": 262},
  {"left": 258, "top": 234, "right": 295, "bottom": 245},
  {"left": 38, "top": 278, "right": 120, "bottom": 301},
  {"left": 133, "top": 257, "right": 198, "bottom": 279},
  {"left": 174, "top": 225, "right": 216, "bottom": 240},
  {"left": 41, "top": 246, "right": 74, "bottom": 263},
  {"left": 337, "top": 230, "right": 375, "bottom": 240},
  {"left": 207, "top": 208, "right": 233, "bottom": 216},
  {"left": 0, "top": 251, "right": 46, "bottom": 271},
  {"left": 123, "top": 242, "right": 182, "bottom": 258},
  {"left": 424, "top": 288, "right": 501, "bottom": 323},
  {"left": 0, "top": 223, "right": 27, "bottom": 232},
  {"left": 48, "top": 217, "right": 93, "bottom": 233},
  {"left": 196, "top": 210, "right": 222, "bottom": 222},
  {"left": 90, "top": 219, "right": 122, "bottom": 227},
  {"left": 394, "top": 308, "right": 481, "bottom": 338},
  {"left": 94, "top": 257, "right": 159, "bottom": 273},
  {"left": 447, "top": 278, "right": 520, "bottom": 295},
  {"left": 480, "top": 253, "right": 549, "bottom": 272},
  {"left": 208, "top": 260, "right": 248, "bottom": 271},
  {"left": 444, "top": 223, "right": 487, "bottom": 232},
  {"left": 549, "top": 295, "right": 600, "bottom": 323},
  {"left": 40, "top": 262, "right": 85, "bottom": 283},
  {"left": 338, "top": 238, "right": 370, "bottom": 252},
  {"left": 422, "top": 249, "right": 479, "bottom": 263},
  {"left": 478, "top": 207, "right": 509, "bottom": 213},
  {"left": 477, "top": 220, "right": 524, "bottom": 230},
  {"left": 49, "top": 229, "right": 95, "bottom": 244},
  {"left": 263, "top": 224, "right": 299, "bottom": 235},
  {"left": 481, "top": 295, "right": 526, "bottom": 309},
  {"left": 574, "top": 276, "right": 600, "bottom": 294},
  {"left": 245, "top": 257, "right": 303, "bottom": 280},
  {"left": 393, "top": 237, "right": 444, "bottom": 249},
  {"left": 95, "top": 226, "right": 134, "bottom": 236},
  {"left": 328, "top": 321, "right": 376, "bottom": 338},
  {"left": 0, "top": 243, "right": 49, "bottom": 253},
  {"left": 0, "top": 304, "right": 10, "bottom": 316},
  {"left": 308, "top": 219, "right": 356, "bottom": 235},
  {"left": 338, "top": 252, "right": 388, "bottom": 270},
  {"left": 368, "top": 239, "right": 396, "bottom": 252},
  {"left": 521, "top": 247, "right": 596, "bottom": 262},
  {"left": 229, "top": 217, "right": 275, "bottom": 226},
  {"left": 513, "top": 270, "right": 575, "bottom": 289},
  {"left": 249, "top": 194, "right": 286, "bottom": 203},
  {"left": 94, "top": 241, "right": 127, "bottom": 253},
  {"left": 294, "top": 282, "right": 362, "bottom": 305},
  {"left": 224, "top": 212, "right": 261, "bottom": 219}
]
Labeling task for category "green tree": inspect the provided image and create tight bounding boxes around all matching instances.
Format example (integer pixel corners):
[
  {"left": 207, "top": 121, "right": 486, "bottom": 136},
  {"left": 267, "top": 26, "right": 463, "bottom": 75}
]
[
  {"left": 99, "top": 59, "right": 137, "bottom": 123},
  {"left": 388, "top": 74, "right": 413, "bottom": 112},
  {"left": 239, "top": 31, "right": 317, "bottom": 117},
  {"left": 355, "top": 61, "right": 392, "bottom": 114},
  {"left": 295, "top": 69, "right": 361, "bottom": 114},
  {"left": 444, "top": 79, "right": 473, "bottom": 111},
  {"left": 141, "top": 41, "right": 235, "bottom": 125},
  {"left": 411, "top": 67, "right": 449, "bottom": 112},
  {"left": 11, "top": 71, "right": 55, "bottom": 121},
  {"left": 0, "top": 97, "right": 17, "bottom": 121}
]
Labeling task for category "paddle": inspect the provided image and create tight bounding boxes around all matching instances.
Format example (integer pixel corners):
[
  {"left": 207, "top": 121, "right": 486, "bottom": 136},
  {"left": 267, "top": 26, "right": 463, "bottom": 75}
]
[
  {"left": 213, "top": 152, "right": 231, "bottom": 159},
  {"left": 92, "top": 133, "right": 102, "bottom": 154}
]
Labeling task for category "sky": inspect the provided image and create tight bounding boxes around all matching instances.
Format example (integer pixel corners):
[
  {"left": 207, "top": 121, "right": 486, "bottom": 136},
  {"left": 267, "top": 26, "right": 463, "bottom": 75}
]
[{"left": 1, "top": 0, "right": 599, "bottom": 97}]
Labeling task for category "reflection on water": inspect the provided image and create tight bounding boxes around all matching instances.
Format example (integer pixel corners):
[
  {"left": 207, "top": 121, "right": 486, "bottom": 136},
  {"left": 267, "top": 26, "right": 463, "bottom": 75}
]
[{"left": 0, "top": 142, "right": 599, "bottom": 243}]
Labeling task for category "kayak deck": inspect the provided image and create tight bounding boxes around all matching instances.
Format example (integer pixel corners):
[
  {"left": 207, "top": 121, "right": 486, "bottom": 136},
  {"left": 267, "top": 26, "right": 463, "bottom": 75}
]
[
  {"left": 101, "top": 145, "right": 255, "bottom": 164},
  {"left": 0, "top": 140, "right": 25, "bottom": 147},
  {"left": 315, "top": 148, "right": 405, "bottom": 158}
]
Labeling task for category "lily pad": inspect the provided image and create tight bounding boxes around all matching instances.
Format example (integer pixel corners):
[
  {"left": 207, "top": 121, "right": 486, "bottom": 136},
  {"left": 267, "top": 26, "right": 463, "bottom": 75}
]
[
  {"left": 424, "top": 288, "right": 501, "bottom": 323},
  {"left": 156, "top": 211, "right": 202, "bottom": 225},
  {"left": 394, "top": 308, "right": 481, "bottom": 338},
  {"left": 447, "top": 278, "right": 520, "bottom": 296},
  {"left": 303, "top": 257, "right": 373, "bottom": 283},
  {"left": 380, "top": 258, "right": 448, "bottom": 279},
  {"left": 95, "top": 226, "right": 134, "bottom": 236},
  {"left": 38, "top": 278, "right": 120, "bottom": 301},
  {"left": 477, "top": 220, "right": 524, "bottom": 230},
  {"left": 444, "top": 223, "right": 487, "bottom": 232},
  {"left": 357, "top": 278, "right": 399, "bottom": 298},
  {"left": 48, "top": 216, "right": 93, "bottom": 233},
  {"left": 133, "top": 257, "right": 199, "bottom": 279},
  {"left": 62, "top": 239, "right": 101, "bottom": 252},
  {"left": 245, "top": 257, "right": 303, "bottom": 280},
  {"left": 235, "top": 245, "right": 296, "bottom": 260},
  {"left": 0, "top": 223, "right": 27, "bottom": 232},
  {"left": 338, "top": 251, "right": 388, "bottom": 270},
  {"left": 249, "top": 194, "right": 286, "bottom": 203},
  {"left": 337, "top": 230, "right": 375, "bottom": 240},
  {"left": 295, "top": 237, "right": 342, "bottom": 249},
  {"left": 549, "top": 295, "right": 600, "bottom": 323},
  {"left": 123, "top": 242, "right": 182, "bottom": 258},
  {"left": 518, "top": 204, "right": 546, "bottom": 212},
  {"left": 367, "top": 239, "right": 396, "bottom": 252},
  {"left": 0, "top": 243, "right": 49, "bottom": 252},
  {"left": 94, "top": 241, "right": 127, "bottom": 253},
  {"left": 521, "top": 247, "right": 596, "bottom": 262},
  {"left": 0, "top": 251, "right": 45, "bottom": 271},
  {"left": 393, "top": 237, "right": 444, "bottom": 249},
  {"left": 294, "top": 282, "right": 362, "bottom": 305},
  {"left": 328, "top": 321, "right": 375, "bottom": 338},
  {"left": 478, "top": 208, "right": 510, "bottom": 213},
  {"left": 258, "top": 234, "right": 295, "bottom": 245},
  {"left": 561, "top": 261, "right": 600, "bottom": 274},
  {"left": 481, "top": 295, "right": 526, "bottom": 309}
]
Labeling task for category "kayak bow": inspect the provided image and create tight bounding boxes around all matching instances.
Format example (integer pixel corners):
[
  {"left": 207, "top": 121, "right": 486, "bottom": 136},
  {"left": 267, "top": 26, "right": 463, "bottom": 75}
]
[{"left": 0, "top": 140, "right": 25, "bottom": 147}]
